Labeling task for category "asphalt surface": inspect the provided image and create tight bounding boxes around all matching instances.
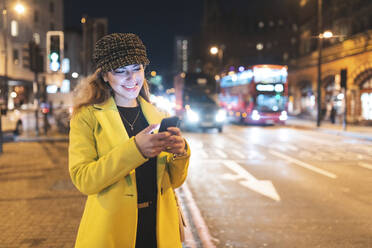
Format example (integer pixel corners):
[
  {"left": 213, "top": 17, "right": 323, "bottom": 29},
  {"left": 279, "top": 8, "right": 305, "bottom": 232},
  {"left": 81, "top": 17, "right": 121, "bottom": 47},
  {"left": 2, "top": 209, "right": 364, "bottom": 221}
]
[
  {"left": 1, "top": 124, "right": 372, "bottom": 248},
  {"left": 184, "top": 125, "right": 372, "bottom": 248}
]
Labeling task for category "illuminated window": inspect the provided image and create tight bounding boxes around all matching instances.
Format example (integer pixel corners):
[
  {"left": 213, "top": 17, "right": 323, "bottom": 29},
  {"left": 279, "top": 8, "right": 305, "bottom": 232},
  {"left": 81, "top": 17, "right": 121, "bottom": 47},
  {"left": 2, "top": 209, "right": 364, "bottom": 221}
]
[
  {"left": 11, "top": 20, "right": 18, "bottom": 37},
  {"left": 61, "top": 80, "right": 70, "bottom": 93},
  {"left": 283, "top": 52, "right": 289, "bottom": 61},
  {"left": 361, "top": 92, "right": 372, "bottom": 120},
  {"left": 33, "top": 33, "right": 40, "bottom": 45},
  {"left": 361, "top": 78, "right": 372, "bottom": 120}
]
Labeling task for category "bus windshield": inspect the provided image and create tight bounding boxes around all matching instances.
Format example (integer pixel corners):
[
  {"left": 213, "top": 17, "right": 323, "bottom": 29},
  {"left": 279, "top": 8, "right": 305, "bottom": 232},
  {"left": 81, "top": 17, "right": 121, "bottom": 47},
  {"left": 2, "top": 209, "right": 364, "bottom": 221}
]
[
  {"left": 184, "top": 91, "right": 216, "bottom": 105},
  {"left": 255, "top": 93, "right": 286, "bottom": 112}
]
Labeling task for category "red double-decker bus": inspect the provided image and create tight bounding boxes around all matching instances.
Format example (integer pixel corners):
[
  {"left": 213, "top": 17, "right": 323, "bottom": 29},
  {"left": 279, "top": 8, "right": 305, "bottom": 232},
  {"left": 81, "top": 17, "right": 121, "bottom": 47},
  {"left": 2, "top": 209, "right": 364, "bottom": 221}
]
[{"left": 218, "top": 64, "right": 288, "bottom": 125}]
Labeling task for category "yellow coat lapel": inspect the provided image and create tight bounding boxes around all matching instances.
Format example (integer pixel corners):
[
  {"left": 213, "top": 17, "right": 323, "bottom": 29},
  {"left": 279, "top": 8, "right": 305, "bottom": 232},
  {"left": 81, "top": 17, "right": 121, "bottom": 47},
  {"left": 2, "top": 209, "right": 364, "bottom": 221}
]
[{"left": 92, "top": 96, "right": 167, "bottom": 190}]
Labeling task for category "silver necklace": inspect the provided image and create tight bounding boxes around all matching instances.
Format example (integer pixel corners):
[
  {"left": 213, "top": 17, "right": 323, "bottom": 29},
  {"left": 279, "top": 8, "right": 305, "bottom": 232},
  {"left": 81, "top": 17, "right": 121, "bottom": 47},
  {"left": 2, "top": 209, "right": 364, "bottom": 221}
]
[{"left": 118, "top": 108, "right": 140, "bottom": 131}]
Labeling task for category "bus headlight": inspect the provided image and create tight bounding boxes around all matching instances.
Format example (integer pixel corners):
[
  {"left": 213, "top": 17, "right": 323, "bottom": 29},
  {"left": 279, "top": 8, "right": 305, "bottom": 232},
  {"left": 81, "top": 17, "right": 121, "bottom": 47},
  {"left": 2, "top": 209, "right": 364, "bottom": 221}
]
[
  {"left": 279, "top": 111, "right": 287, "bottom": 121},
  {"left": 215, "top": 109, "right": 226, "bottom": 122},
  {"left": 187, "top": 109, "right": 199, "bottom": 123},
  {"left": 251, "top": 110, "right": 260, "bottom": 121}
]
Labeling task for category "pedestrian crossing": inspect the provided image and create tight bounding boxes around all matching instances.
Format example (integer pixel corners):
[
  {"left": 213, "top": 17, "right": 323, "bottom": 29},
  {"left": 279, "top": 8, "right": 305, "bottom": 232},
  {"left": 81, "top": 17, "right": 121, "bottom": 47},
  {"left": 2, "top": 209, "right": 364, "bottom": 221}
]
[{"left": 185, "top": 128, "right": 372, "bottom": 176}]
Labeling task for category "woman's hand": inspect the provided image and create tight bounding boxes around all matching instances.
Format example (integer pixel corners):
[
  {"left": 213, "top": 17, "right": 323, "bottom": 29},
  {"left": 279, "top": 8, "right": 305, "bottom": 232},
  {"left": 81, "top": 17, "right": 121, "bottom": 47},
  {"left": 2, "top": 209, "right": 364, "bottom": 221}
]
[
  {"left": 163, "top": 127, "right": 186, "bottom": 155},
  {"left": 135, "top": 124, "right": 171, "bottom": 158}
]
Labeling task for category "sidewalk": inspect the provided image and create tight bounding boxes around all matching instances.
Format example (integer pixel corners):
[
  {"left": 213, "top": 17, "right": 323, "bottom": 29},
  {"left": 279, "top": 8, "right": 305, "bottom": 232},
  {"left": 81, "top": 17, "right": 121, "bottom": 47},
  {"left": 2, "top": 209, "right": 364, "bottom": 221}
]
[
  {"left": 2, "top": 128, "right": 69, "bottom": 143},
  {"left": 0, "top": 141, "right": 83, "bottom": 248},
  {"left": 0, "top": 140, "right": 205, "bottom": 248},
  {"left": 286, "top": 116, "right": 372, "bottom": 141},
  {"left": 15, "top": 129, "right": 69, "bottom": 142},
  {"left": 6, "top": 117, "right": 372, "bottom": 143}
]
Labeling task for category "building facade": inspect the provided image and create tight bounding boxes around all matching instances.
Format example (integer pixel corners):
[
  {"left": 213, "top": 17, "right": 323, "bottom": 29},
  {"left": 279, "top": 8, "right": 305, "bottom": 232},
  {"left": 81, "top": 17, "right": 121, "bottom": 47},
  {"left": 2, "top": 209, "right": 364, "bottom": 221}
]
[
  {"left": 289, "top": 0, "right": 372, "bottom": 124},
  {"left": 0, "top": 0, "right": 63, "bottom": 110},
  {"left": 174, "top": 36, "right": 191, "bottom": 74},
  {"left": 201, "top": 0, "right": 299, "bottom": 76},
  {"left": 81, "top": 16, "right": 108, "bottom": 76}
]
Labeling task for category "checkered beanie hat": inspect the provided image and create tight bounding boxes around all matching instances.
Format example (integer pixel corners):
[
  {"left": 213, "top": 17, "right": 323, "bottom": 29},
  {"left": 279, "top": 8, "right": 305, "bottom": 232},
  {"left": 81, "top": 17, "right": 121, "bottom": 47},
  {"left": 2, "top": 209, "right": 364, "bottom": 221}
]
[{"left": 93, "top": 33, "right": 150, "bottom": 73}]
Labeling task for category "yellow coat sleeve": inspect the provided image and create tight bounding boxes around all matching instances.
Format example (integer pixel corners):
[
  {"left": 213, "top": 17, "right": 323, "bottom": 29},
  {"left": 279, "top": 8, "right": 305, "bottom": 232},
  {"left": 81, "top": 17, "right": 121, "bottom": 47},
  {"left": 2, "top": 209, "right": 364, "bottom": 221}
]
[
  {"left": 68, "top": 107, "right": 148, "bottom": 195},
  {"left": 166, "top": 140, "right": 191, "bottom": 188}
]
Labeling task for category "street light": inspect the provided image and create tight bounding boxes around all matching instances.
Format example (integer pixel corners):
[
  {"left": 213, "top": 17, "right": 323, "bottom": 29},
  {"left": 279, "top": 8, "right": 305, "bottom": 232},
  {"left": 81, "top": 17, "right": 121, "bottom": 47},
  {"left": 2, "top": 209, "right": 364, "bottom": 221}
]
[
  {"left": 316, "top": 0, "right": 323, "bottom": 127},
  {"left": 317, "top": 29, "right": 334, "bottom": 127},
  {"left": 14, "top": 3, "right": 26, "bottom": 14},
  {"left": 210, "top": 46, "right": 218, "bottom": 55},
  {"left": 209, "top": 45, "right": 224, "bottom": 70}
]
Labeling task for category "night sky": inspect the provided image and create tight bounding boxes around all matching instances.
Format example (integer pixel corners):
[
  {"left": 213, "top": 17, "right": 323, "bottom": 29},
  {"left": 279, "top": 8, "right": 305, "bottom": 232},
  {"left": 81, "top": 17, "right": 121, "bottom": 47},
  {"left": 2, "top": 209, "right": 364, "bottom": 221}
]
[{"left": 64, "top": 0, "right": 204, "bottom": 83}]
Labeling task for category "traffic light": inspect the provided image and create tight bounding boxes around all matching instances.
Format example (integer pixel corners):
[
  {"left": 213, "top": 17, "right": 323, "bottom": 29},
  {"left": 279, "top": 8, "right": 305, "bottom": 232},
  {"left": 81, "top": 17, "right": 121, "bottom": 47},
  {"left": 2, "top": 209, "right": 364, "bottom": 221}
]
[
  {"left": 46, "top": 31, "right": 64, "bottom": 73},
  {"left": 28, "top": 41, "right": 44, "bottom": 73},
  {"left": 340, "top": 69, "right": 347, "bottom": 89}
]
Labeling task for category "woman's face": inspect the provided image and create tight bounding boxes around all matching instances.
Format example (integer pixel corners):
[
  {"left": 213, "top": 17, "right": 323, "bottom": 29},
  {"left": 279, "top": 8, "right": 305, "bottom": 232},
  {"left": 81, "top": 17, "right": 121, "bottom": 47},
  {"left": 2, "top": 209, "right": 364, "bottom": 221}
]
[{"left": 103, "top": 64, "right": 144, "bottom": 105}]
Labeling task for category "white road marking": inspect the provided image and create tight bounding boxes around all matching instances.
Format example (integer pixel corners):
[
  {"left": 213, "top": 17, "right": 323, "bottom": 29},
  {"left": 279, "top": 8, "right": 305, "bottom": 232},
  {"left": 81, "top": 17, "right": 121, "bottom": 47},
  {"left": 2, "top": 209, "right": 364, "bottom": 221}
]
[
  {"left": 196, "top": 149, "right": 209, "bottom": 159},
  {"left": 231, "top": 150, "right": 245, "bottom": 159},
  {"left": 221, "top": 160, "right": 280, "bottom": 202},
  {"left": 284, "top": 144, "right": 299, "bottom": 151},
  {"left": 358, "top": 162, "right": 372, "bottom": 170},
  {"left": 247, "top": 151, "right": 266, "bottom": 160},
  {"left": 269, "top": 150, "right": 337, "bottom": 179},
  {"left": 215, "top": 148, "right": 228, "bottom": 159}
]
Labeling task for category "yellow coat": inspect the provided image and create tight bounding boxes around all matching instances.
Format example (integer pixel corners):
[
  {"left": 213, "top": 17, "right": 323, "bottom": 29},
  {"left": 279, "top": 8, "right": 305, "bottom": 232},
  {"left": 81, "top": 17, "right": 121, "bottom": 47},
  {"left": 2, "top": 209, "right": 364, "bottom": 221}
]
[{"left": 68, "top": 96, "right": 190, "bottom": 248}]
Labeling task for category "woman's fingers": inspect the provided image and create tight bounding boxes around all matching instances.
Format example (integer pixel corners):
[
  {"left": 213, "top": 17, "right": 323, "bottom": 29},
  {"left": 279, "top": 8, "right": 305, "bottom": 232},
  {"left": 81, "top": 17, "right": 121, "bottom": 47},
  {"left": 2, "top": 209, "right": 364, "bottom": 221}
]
[{"left": 166, "top": 127, "right": 181, "bottom": 136}]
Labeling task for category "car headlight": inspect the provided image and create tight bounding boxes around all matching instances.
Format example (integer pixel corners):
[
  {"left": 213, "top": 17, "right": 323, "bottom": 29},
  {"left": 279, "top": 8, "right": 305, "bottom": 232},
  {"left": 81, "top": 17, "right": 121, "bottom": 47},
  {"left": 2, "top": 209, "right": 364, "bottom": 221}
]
[
  {"left": 215, "top": 109, "right": 226, "bottom": 122},
  {"left": 187, "top": 109, "right": 199, "bottom": 123},
  {"left": 251, "top": 110, "right": 260, "bottom": 121},
  {"left": 279, "top": 110, "right": 287, "bottom": 121}
]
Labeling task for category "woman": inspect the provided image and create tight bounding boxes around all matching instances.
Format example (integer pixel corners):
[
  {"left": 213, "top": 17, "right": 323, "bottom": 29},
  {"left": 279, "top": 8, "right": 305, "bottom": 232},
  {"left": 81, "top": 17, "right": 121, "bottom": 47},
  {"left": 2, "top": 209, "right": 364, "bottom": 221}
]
[{"left": 69, "top": 33, "right": 190, "bottom": 248}]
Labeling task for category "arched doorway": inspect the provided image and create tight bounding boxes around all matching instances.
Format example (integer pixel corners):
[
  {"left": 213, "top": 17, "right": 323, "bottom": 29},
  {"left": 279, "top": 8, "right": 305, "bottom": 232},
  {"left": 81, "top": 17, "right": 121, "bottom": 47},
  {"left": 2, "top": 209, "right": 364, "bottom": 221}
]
[
  {"left": 322, "top": 75, "right": 342, "bottom": 122},
  {"left": 298, "top": 80, "right": 315, "bottom": 117},
  {"left": 357, "top": 69, "right": 372, "bottom": 121}
]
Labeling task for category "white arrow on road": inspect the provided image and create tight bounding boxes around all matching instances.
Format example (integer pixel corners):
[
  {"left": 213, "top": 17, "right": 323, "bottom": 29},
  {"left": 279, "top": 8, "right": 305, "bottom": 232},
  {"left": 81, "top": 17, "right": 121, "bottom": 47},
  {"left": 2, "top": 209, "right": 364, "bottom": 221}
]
[{"left": 221, "top": 160, "right": 281, "bottom": 202}]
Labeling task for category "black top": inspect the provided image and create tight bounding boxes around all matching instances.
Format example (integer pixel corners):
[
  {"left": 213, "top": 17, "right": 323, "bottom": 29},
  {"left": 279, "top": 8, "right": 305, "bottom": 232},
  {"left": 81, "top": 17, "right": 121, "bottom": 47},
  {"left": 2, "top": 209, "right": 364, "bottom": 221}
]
[{"left": 117, "top": 105, "right": 157, "bottom": 204}]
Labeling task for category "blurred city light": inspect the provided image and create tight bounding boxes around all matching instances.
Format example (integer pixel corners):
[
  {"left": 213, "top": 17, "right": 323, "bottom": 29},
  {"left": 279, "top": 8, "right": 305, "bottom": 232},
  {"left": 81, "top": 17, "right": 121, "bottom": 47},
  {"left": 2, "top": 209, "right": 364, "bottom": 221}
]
[
  {"left": 151, "top": 71, "right": 157, "bottom": 77},
  {"left": 210, "top": 46, "right": 218, "bottom": 55},
  {"left": 14, "top": 3, "right": 26, "bottom": 14},
  {"left": 72, "top": 72, "right": 79, "bottom": 78},
  {"left": 323, "top": 30, "right": 333, "bottom": 38},
  {"left": 10, "top": 92, "right": 17, "bottom": 98},
  {"left": 81, "top": 17, "right": 86, "bottom": 24}
]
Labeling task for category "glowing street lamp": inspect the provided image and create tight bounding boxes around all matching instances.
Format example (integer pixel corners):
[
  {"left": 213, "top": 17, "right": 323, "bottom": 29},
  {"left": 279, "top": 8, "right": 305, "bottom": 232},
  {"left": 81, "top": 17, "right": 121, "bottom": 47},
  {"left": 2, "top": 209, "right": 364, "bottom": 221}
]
[
  {"left": 14, "top": 3, "right": 26, "bottom": 14},
  {"left": 210, "top": 46, "right": 218, "bottom": 55},
  {"left": 322, "top": 30, "right": 333, "bottom": 38}
]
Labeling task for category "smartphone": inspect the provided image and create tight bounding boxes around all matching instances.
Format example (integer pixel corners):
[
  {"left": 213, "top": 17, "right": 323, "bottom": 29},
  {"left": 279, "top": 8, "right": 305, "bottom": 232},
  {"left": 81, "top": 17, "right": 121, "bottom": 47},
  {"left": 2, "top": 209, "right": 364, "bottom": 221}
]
[{"left": 158, "top": 116, "right": 180, "bottom": 132}]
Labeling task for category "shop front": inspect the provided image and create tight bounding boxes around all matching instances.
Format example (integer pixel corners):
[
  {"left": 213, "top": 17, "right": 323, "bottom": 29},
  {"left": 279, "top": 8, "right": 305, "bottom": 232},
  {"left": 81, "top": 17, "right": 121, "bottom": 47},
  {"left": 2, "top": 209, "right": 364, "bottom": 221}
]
[{"left": 360, "top": 77, "right": 372, "bottom": 121}]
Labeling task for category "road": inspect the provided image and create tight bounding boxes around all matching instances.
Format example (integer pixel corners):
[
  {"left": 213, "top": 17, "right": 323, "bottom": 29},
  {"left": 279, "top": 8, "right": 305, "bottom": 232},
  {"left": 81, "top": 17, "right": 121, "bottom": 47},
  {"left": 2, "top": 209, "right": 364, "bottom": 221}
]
[
  {"left": 1, "top": 124, "right": 372, "bottom": 248},
  {"left": 183, "top": 125, "right": 372, "bottom": 248}
]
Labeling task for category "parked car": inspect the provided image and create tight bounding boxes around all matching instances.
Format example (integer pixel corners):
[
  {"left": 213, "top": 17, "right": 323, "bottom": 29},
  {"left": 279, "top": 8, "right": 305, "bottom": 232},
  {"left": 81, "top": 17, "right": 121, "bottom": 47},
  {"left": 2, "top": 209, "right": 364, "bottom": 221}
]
[{"left": 1, "top": 106, "right": 48, "bottom": 135}]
